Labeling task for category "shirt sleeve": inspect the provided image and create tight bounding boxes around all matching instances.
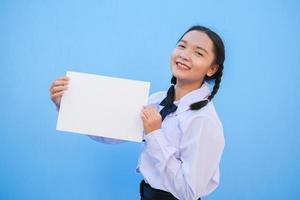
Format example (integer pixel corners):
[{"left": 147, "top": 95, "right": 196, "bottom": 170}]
[
  {"left": 144, "top": 116, "right": 225, "bottom": 199},
  {"left": 87, "top": 135, "right": 127, "bottom": 144}
]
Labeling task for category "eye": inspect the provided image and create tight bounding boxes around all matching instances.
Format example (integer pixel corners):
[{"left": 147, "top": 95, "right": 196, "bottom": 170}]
[
  {"left": 177, "top": 44, "right": 186, "bottom": 49},
  {"left": 195, "top": 51, "right": 203, "bottom": 56}
]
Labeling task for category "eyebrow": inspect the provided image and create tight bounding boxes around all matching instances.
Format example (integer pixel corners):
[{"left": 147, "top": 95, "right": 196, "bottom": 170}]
[{"left": 179, "top": 39, "right": 208, "bottom": 54}]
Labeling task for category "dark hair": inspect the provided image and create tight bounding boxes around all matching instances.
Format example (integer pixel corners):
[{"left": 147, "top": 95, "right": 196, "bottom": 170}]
[{"left": 171, "top": 25, "right": 225, "bottom": 110}]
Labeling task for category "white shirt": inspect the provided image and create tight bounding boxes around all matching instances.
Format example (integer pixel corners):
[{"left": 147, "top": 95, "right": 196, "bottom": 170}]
[{"left": 89, "top": 82, "right": 225, "bottom": 200}]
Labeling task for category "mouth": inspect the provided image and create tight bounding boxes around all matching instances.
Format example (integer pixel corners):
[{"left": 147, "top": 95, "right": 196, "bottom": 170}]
[{"left": 176, "top": 61, "right": 191, "bottom": 70}]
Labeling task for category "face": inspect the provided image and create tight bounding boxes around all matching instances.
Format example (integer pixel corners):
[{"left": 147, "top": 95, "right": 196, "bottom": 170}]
[{"left": 170, "top": 30, "right": 219, "bottom": 86}]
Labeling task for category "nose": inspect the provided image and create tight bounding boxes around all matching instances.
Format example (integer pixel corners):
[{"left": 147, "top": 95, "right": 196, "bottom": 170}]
[{"left": 179, "top": 49, "right": 191, "bottom": 61}]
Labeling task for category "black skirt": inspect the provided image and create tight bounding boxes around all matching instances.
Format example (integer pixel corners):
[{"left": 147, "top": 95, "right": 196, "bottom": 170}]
[{"left": 140, "top": 180, "right": 201, "bottom": 200}]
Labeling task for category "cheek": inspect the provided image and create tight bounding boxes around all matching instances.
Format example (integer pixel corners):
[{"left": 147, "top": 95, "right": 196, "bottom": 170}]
[
  {"left": 170, "top": 50, "right": 177, "bottom": 68},
  {"left": 170, "top": 51, "right": 176, "bottom": 63},
  {"left": 191, "top": 59, "right": 210, "bottom": 76}
]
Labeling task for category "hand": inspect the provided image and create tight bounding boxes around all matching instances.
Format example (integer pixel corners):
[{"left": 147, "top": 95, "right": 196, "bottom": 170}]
[
  {"left": 49, "top": 76, "right": 70, "bottom": 110},
  {"left": 140, "top": 106, "right": 162, "bottom": 134}
]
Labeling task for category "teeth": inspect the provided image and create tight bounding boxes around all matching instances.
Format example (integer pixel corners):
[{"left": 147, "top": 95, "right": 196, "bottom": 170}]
[{"left": 177, "top": 62, "right": 190, "bottom": 70}]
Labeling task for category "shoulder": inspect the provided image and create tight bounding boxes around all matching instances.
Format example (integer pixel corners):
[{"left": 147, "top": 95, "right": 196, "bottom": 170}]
[
  {"left": 179, "top": 102, "right": 224, "bottom": 141},
  {"left": 148, "top": 91, "right": 166, "bottom": 104},
  {"left": 199, "top": 102, "right": 223, "bottom": 129}
]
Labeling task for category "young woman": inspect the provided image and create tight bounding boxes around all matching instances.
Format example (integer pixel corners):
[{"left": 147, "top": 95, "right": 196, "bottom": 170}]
[{"left": 50, "top": 25, "right": 225, "bottom": 200}]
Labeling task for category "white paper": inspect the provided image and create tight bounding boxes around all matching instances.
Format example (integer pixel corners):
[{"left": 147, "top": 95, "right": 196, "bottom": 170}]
[{"left": 56, "top": 71, "right": 150, "bottom": 142}]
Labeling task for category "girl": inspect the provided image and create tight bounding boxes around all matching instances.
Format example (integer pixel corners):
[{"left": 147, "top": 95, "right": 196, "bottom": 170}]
[{"left": 50, "top": 25, "right": 225, "bottom": 200}]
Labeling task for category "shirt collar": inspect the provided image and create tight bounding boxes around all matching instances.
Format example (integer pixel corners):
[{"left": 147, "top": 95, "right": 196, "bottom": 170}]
[{"left": 173, "top": 82, "right": 211, "bottom": 114}]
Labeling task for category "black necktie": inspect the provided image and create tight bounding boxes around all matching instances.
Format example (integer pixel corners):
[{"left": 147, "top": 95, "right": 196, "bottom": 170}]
[{"left": 159, "top": 85, "right": 178, "bottom": 121}]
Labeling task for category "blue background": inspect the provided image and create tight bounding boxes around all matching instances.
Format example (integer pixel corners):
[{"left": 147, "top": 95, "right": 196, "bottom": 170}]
[{"left": 1, "top": 0, "right": 299, "bottom": 199}]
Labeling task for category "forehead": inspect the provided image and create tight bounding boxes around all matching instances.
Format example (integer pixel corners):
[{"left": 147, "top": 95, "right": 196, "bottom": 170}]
[{"left": 181, "top": 30, "right": 214, "bottom": 52}]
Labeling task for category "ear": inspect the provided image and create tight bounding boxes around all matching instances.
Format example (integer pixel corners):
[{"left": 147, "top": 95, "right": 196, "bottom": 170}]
[{"left": 206, "top": 64, "right": 219, "bottom": 77}]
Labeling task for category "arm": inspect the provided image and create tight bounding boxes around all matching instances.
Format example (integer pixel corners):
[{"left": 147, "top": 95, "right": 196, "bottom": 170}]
[
  {"left": 144, "top": 116, "right": 225, "bottom": 199},
  {"left": 87, "top": 135, "right": 126, "bottom": 144}
]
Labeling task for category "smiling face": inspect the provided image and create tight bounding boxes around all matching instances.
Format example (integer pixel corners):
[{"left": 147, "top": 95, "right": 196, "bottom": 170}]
[{"left": 170, "top": 30, "right": 219, "bottom": 86}]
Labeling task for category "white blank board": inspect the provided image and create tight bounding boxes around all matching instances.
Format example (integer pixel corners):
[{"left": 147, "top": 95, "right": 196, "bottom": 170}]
[{"left": 56, "top": 71, "right": 150, "bottom": 142}]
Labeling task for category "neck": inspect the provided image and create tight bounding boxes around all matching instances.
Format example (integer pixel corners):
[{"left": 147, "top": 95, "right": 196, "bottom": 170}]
[{"left": 174, "top": 80, "right": 203, "bottom": 101}]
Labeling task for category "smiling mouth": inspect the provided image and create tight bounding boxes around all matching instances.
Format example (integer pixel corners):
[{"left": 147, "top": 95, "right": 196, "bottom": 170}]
[{"left": 176, "top": 61, "right": 191, "bottom": 70}]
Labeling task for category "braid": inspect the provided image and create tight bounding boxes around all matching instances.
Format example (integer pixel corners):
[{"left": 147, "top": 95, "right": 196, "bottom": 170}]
[
  {"left": 190, "top": 64, "right": 224, "bottom": 110},
  {"left": 167, "top": 84, "right": 176, "bottom": 103},
  {"left": 171, "top": 76, "right": 177, "bottom": 85},
  {"left": 190, "top": 99, "right": 209, "bottom": 110},
  {"left": 208, "top": 64, "right": 223, "bottom": 101}
]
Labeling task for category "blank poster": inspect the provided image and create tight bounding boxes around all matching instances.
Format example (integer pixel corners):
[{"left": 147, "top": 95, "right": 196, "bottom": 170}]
[{"left": 56, "top": 71, "right": 150, "bottom": 142}]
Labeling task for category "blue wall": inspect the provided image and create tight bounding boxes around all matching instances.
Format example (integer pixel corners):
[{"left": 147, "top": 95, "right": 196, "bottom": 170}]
[{"left": 1, "top": 0, "right": 299, "bottom": 199}]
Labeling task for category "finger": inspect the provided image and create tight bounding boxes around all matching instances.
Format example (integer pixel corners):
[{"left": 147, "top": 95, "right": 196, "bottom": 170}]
[
  {"left": 151, "top": 108, "right": 161, "bottom": 118},
  {"left": 143, "top": 105, "right": 157, "bottom": 110},
  {"left": 57, "top": 76, "right": 70, "bottom": 81},
  {"left": 143, "top": 105, "right": 154, "bottom": 112},
  {"left": 147, "top": 105, "right": 158, "bottom": 110},
  {"left": 144, "top": 109, "right": 154, "bottom": 120},
  {"left": 52, "top": 80, "right": 69, "bottom": 87},
  {"left": 147, "top": 109, "right": 156, "bottom": 120},
  {"left": 51, "top": 90, "right": 64, "bottom": 99},
  {"left": 143, "top": 107, "right": 157, "bottom": 119},
  {"left": 143, "top": 105, "right": 150, "bottom": 109},
  {"left": 142, "top": 110, "right": 150, "bottom": 119},
  {"left": 51, "top": 85, "right": 68, "bottom": 94},
  {"left": 147, "top": 109, "right": 161, "bottom": 122},
  {"left": 50, "top": 81, "right": 68, "bottom": 91},
  {"left": 147, "top": 107, "right": 157, "bottom": 115},
  {"left": 143, "top": 106, "right": 156, "bottom": 112},
  {"left": 140, "top": 112, "right": 148, "bottom": 121}
]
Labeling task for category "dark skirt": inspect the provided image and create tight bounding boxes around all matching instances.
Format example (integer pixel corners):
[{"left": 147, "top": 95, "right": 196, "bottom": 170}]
[{"left": 140, "top": 180, "right": 201, "bottom": 200}]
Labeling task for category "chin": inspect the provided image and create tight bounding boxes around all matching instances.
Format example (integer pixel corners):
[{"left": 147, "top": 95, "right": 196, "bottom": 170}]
[
  {"left": 172, "top": 74, "right": 189, "bottom": 83},
  {"left": 172, "top": 69, "right": 188, "bottom": 80},
  {"left": 172, "top": 73, "right": 200, "bottom": 85}
]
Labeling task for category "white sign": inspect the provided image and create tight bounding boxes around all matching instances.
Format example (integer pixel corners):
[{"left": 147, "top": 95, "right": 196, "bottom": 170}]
[{"left": 56, "top": 71, "right": 150, "bottom": 142}]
